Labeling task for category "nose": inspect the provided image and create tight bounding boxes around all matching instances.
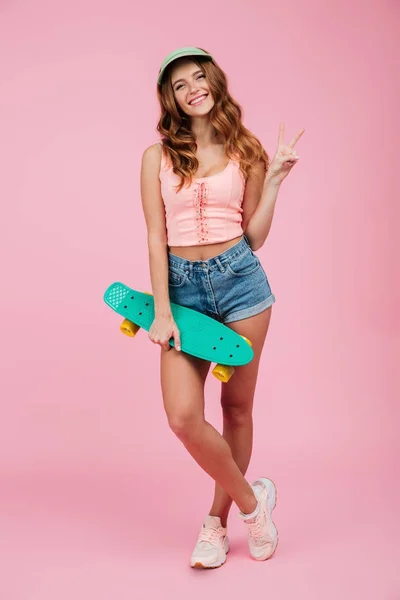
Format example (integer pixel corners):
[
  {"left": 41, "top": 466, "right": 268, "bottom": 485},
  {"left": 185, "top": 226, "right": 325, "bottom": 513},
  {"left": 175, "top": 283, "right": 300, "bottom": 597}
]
[{"left": 188, "top": 81, "right": 201, "bottom": 96}]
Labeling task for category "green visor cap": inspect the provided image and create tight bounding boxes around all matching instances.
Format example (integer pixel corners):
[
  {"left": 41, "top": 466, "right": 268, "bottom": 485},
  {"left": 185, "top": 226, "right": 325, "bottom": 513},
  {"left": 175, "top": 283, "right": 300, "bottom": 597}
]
[{"left": 158, "top": 46, "right": 213, "bottom": 85}]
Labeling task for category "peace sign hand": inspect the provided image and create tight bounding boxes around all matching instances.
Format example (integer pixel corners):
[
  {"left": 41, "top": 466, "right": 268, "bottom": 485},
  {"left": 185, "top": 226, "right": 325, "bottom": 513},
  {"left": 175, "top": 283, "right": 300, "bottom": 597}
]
[{"left": 266, "top": 123, "right": 305, "bottom": 186}]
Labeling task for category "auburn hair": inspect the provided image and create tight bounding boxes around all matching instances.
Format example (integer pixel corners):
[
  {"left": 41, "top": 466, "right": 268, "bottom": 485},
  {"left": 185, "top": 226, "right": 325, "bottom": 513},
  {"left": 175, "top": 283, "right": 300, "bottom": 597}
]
[{"left": 156, "top": 49, "right": 270, "bottom": 192}]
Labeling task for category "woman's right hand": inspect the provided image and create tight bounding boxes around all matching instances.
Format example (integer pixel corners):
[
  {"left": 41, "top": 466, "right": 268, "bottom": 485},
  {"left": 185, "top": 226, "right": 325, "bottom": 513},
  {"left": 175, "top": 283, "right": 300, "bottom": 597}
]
[{"left": 148, "top": 314, "right": 181, "bottom": 352}]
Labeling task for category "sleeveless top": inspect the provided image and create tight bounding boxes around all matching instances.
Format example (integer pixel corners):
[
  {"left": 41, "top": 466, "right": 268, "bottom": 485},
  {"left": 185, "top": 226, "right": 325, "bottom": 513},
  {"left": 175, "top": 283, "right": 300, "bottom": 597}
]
[{"left": 157, "top": 142, "right": 245, "bottom": 247}]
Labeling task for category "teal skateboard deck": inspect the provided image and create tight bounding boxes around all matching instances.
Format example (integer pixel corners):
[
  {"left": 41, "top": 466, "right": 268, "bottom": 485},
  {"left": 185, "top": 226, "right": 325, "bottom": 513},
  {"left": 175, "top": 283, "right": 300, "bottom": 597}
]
[{"left": 104, "top": 282, "right": 254, "bottom": 382}]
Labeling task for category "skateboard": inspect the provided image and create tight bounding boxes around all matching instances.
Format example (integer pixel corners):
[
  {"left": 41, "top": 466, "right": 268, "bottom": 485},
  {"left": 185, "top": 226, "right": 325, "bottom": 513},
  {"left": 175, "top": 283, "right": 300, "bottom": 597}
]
[{"left": 104, "top": 282, "right": 254, "bottom": 383}]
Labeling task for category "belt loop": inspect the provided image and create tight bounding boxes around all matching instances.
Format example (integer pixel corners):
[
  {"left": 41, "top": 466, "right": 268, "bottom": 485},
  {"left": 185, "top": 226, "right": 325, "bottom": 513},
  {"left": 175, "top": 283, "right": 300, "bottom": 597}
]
[{"left": 214, "top": 257, "right": 225, "bottom": 273}]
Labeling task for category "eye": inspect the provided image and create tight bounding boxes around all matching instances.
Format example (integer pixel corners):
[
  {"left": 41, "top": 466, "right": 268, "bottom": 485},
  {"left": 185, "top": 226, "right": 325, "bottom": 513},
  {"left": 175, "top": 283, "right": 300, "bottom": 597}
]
[{"left": 175, "top": 73, "right": 204, "bottom": 91}]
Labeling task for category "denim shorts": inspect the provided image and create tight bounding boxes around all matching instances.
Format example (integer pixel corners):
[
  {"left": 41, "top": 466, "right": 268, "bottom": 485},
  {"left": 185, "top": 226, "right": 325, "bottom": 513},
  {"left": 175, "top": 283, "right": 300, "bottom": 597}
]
[{"left": 167, "top": 236, "right": 275, "bottom": 324}]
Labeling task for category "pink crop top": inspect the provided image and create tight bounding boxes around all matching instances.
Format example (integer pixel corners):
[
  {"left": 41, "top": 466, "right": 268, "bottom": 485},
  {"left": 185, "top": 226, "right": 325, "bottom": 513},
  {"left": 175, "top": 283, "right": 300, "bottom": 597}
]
[{"left": 158, "top": 142, "right": 245, "bottom": 247}]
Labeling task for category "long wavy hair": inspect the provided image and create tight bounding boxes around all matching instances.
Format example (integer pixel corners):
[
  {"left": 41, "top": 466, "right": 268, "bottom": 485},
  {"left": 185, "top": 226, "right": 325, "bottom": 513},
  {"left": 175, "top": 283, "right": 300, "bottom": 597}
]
[{"left": 156, "top": 49, "right": 270, "bottom": 192}]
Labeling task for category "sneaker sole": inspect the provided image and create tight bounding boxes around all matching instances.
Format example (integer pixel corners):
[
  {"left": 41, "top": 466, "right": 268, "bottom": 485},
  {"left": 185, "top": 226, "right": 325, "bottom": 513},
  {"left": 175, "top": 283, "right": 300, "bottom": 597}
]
[
  {"left": 252, "top": 477, "right": 279, "bottom": 560},
  {"left": 190, "top": 538, "right": 230, "bottom": 569}
]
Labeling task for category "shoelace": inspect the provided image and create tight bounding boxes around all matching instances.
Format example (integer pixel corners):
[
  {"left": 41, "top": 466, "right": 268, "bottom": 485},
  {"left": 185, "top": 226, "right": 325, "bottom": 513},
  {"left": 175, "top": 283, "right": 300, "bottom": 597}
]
[
  {"left": 198, "top": 526, "right": 222, "bottom": 546},
  {"left": 193, "top": 181, "right": 209, "bottom": 243},
  {"left": 246, "top": 516, "right": 273, "bottom": 547}
]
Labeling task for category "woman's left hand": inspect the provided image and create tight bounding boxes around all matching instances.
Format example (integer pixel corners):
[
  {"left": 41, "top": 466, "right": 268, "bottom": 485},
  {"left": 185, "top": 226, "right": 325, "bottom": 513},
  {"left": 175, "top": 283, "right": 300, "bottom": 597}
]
[{"left": 265, "top": 123, "right": 305, "bottom": 186}]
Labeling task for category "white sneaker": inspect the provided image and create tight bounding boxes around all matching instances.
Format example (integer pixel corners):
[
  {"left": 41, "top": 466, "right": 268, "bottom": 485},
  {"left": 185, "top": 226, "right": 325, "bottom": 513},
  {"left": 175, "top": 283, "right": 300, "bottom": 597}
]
[
  {"left": 238, "top": 477, "right": 278, "bottom": 560},
  {"left": 190, "top": 515, "right": 230, "bottom": 569}
]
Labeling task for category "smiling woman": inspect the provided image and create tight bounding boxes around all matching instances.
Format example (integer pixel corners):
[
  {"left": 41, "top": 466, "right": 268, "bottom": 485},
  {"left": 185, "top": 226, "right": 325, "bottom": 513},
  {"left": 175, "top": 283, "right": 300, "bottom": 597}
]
[{"left": 138, "top": 45, "right": 303, "bottom": 569}]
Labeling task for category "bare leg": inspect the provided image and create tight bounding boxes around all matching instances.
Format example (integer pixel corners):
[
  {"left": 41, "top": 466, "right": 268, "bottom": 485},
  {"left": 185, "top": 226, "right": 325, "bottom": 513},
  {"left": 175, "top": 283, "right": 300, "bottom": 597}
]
[
  {"left": 208, "top": 307, "right": 273, "bottom": 526},
  {"left": 160, "top": 347, "right": 258, "bottom": 515}
]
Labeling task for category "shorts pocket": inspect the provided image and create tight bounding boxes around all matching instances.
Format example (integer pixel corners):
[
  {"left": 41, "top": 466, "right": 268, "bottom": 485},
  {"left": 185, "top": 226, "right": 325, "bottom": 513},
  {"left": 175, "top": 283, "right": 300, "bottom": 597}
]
[
  {"left": 168, "top": 265, "right": 187, "bottom": 288},
  {"left": 226, "top": 249, "right": 261, "bottom": 277}
]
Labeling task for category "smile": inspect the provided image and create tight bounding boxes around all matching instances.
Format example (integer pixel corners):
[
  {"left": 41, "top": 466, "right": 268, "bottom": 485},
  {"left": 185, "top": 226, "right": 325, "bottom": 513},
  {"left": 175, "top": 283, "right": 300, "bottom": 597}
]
[{"left": 189, "top": 94, "right": 208, "bottom": 106}]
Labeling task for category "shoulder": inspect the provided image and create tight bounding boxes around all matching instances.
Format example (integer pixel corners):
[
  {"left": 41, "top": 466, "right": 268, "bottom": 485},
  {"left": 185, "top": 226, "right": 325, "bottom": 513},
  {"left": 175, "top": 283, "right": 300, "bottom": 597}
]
[
  {"left": 248, "top": 159, "right": 266, "bottom": 180},
  {"left": 230, "top": 148, "right": 264, "bottom": 176},
  {"left": 142, "top": 141, "right": 172, "bottom": 173},
  {"left": 142, "top": 141, "right": 162, "bottom": 164},
  {"left": 231, "top": 154, "right": 265, "bottom": 186},
  {"left": 141, "top": 142, "right": 164, "bottom": 178}
]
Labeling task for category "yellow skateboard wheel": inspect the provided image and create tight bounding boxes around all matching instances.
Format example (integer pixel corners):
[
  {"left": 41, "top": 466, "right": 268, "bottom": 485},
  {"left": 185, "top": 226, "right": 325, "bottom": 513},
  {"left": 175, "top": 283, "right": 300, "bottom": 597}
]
[
  {"left": 212, "top": 364, "right": 235, "bottom": 383},
  {"left": 240, "top": 335, "right": 252, "bottom": 347},
  {"left": 120, "top": 318, "right": 140, "bottom": 337}
]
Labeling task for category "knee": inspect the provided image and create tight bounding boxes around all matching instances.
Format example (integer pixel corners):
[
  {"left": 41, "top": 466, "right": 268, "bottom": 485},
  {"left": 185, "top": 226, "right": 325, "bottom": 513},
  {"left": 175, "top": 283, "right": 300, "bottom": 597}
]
[
  {"left": 221, "top": 402, "right": 253, "bottom": 428},
  {"left": 167, "top": 412, "right": 202, "bottom": 440}
]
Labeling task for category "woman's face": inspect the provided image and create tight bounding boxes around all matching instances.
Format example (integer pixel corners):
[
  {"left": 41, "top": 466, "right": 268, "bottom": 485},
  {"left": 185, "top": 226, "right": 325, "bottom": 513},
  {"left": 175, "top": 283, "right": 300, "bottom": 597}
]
[{"left": 170, "top": 59, "right": 214, "bottom": 117}]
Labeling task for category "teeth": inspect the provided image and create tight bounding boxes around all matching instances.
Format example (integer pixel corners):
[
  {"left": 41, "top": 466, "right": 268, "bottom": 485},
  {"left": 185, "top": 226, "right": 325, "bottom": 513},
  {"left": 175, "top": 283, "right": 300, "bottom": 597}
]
[{"left": 190, "top": 95, "right": 207, "bottom": 105}]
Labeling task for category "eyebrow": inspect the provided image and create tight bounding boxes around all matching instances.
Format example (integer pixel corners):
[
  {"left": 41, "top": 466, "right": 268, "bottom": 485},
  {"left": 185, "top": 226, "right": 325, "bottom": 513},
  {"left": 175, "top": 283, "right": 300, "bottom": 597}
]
[{"left": 172, "top": 69, "right": 204, "bottom": 87}]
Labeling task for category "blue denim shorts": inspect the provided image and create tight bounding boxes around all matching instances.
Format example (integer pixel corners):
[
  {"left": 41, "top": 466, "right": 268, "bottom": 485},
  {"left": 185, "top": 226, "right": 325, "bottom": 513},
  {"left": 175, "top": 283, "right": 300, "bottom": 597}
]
[{"left": 167, "top": 236, "right": 275, "bottom": 324}]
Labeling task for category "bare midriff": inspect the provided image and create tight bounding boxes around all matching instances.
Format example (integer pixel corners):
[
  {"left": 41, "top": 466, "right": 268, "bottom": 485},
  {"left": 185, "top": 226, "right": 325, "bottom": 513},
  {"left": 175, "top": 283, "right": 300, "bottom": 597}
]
[{"left": 168, "top": 235, "right": 243, "bottom": 261}]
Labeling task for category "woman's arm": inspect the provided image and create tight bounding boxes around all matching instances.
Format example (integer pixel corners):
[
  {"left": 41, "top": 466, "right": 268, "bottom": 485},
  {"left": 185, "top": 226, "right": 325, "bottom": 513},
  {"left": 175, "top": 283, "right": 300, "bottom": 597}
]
[
  {"left": 241, "top": 161, "right": 281, "bottom": 251},
  {"left": 243, "top": 124, "right": 303, "bottom": 250},
  {"left": 140, "top": 143, "right": 181, "bottom": 351},
  {"left": 140, "top": 144, "right": 170, "bottom": 316}
]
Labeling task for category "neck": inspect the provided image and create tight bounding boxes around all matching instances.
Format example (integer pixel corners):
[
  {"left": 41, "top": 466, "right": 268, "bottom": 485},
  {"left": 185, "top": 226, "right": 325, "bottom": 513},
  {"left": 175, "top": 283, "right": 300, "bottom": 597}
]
[{"left": 190, "top": 116, "right": 222, "bottom": 147}]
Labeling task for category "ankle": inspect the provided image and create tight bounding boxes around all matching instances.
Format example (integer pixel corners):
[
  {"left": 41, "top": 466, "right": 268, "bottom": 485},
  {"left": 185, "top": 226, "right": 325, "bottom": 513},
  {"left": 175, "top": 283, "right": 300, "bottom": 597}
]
[
  {"left": 208, "top": 511, "right": 229, "bottom": 528},
  {"left": 239, "top": 493, "right": 258, "bottom": 516},
  {"left": 209, "top": 501, "right": 233, "bottom": 528}
]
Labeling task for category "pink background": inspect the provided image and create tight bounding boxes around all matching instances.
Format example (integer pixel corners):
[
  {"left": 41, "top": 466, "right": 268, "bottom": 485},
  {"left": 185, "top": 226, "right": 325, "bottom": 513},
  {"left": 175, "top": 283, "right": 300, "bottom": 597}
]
[{"left": 0, "top": 0, "right": 399, "bottom": 598}]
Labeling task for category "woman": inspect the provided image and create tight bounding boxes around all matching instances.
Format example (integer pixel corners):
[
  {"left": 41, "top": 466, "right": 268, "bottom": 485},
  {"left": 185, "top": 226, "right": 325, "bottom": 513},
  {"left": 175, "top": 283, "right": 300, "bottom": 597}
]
[{"left": 140, "top": 46, "right": 304, "bottom": 569}]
